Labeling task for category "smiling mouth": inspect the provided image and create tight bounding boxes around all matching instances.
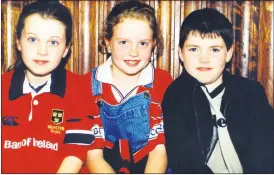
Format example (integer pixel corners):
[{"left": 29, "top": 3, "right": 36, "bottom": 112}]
[
  {"left": 124, "top": 60, "right": 140, "bottom": 66},
  {"left": 197, "top": 67, "right": 212, "bottom": 71},
  {"left": 33, "top": 60, "right": 49, "bottom": 65}
]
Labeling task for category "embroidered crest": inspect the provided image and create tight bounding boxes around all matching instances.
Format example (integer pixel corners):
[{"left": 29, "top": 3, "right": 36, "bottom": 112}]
[{"left": 51, "top": 109, "right": 64, "bottom": 125}]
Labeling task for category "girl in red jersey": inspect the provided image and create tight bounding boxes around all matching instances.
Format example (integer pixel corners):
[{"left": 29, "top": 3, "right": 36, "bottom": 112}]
[
  {"left": 1, "top": 1, "right": 94, "bottom": 173},
  {"left": 59, "top": 1, "right": 173, "bottom": 173}
]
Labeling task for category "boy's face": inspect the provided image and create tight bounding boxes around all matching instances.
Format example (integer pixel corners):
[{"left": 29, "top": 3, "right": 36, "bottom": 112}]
[
  {"left": 179, "top": 32, "right": 233, "bottom": 89},
  {"left": 17, "top": 13, "right": 69, "bottom": 79}
]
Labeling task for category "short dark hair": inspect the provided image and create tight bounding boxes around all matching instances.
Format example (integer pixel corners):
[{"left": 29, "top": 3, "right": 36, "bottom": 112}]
[
  {"left": 99, "top": 0, "right": 163, "bottom": 59},
  {"left": 11, "top": 1, "right": 72, "bottom": 70},
  {"left": 179, "top": 8, "right": 233, "bottom": 51}
]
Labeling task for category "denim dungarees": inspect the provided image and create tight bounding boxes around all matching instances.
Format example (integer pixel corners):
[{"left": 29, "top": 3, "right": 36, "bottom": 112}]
[{"left": 91, "top": 68, "right": 152, "bottom": 154}]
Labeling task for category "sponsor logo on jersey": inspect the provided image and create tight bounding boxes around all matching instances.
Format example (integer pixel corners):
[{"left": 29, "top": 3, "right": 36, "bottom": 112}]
[
  {"left": 4, "top": 138, "right": 58, "bottom": 151},
  {"left": 2, "top": 116, "right": 19, "bottom": 126},
  {"left": 91, "top": 124, "right": 105, "bottom": 139},
  {"left": 51, "top": 109, "right": 64, "bottom": 125},
  {"left": 148, "top": 121, "right": 164, "bottom": 140},
  {"left": 47, "top": 125, "right": 65, "bottom": 134}
]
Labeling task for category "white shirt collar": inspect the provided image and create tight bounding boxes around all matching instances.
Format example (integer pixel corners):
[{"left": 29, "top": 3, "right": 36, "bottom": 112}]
[
  {"left": 96, "top": 57, "right": 154, "bottom": 86},
  {"left": 23, "top": 76, "right": 51, "bottom": 96}
]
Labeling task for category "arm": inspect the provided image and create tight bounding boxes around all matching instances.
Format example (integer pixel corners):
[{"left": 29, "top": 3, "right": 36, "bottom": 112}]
[
  {"left": 57, "top": 156, "right": 83, "bottom": 173},
  {"left": 249, "top": 82, "right": 274, "bottom": 173},
  {"left": 86, "top": 149, "right": 115, "bottom": 173},
  {"left": 144, "top": 144, "right": 167, "bottom": 173}
]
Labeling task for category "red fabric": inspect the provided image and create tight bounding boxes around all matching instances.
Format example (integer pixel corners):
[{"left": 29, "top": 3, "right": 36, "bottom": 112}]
[
  {"left": 119, "top": 167, "right": 130, "bottom": 174},
  {"left": 120, "top": 139, "right": 130, "bottom": 161},
  {"left": 89, "top": 68, "right": 173, "bottom": 163},
  {"left": 1, "top": 71, "right": 91, "bottom": 173}
]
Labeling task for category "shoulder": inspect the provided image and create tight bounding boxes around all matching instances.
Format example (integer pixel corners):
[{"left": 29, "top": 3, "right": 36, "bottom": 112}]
[
  {"left": 154, "top": 68, "right": 173, "bottom": 88},
  {"left": 1, "top": 71, "right": 14, "bottom": 93},
  {"left": 226, "top": 72, "right": 265, "bottom": 93},
  {"left": 163, "top": 72, "right": 189, "bottom": 98},
  {"left": 152, "top": 68, "right": 173, "bottom": 100},
  {"left": 65, "top": 70, "right": 91, "bottom": 85},
  {"left": 65, "top": 70, "right": 93, "bottom": 97},
  {"left": 2, "top": 70, "right": 14, "bottom": 82},
  {"left": 154, "top": 68, "right": 173, "bottom": 81}
]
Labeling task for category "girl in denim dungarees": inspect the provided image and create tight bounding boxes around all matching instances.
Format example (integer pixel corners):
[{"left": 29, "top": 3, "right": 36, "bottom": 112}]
[{"left": 83, "top": 1, "right": 173, "bottom": 173}]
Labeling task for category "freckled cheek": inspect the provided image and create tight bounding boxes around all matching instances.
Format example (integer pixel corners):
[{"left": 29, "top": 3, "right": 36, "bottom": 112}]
[{"left": 139, "top": 49, "right": 153, "bottom": 59}]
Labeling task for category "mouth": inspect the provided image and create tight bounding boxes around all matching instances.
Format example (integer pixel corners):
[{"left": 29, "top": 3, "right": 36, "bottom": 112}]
[
  {"left": 196, "top": 67, "right": 212, "bottom": 71},
  {"left": 33, "top": 60, "right": 49, "bottom": 65},
  {"left": 124, "top": 60, "right": 140, "bottom": 67}
]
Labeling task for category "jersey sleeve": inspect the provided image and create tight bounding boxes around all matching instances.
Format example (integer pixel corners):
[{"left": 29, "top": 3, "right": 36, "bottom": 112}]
[
  {"left": 149, "top": 69, "right": 173, "bottom": 146},
  {"left": 60, "top": 72, "right": 104, "bottom": 162}
]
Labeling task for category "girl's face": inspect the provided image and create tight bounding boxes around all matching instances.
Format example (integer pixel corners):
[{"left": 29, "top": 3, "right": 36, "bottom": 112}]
[
  {"left": 17, "top": 13, "right": 69, "bottom": 78},
  {"left": 105, "top": 18, "right": 155, "bottom": 77}
]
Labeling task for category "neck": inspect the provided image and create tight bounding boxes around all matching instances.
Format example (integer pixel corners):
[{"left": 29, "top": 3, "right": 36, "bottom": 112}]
[
  {"left": 205, "top": 78, "right": 223, "bottom": 93},
  {"left": 111, "top": 66, "right": 141, "bottom": 94},
  {"left": 26, "top": 70, "right": 50, "bottom": 86}
]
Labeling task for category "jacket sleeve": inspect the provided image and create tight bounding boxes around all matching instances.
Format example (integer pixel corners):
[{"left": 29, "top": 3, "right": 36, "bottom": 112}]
[
  {"left": 162, "top": 87, "right": 195, "bottom": 173},
  {"left": 248, "top": 82, "right": 274, "bottom": 173}
]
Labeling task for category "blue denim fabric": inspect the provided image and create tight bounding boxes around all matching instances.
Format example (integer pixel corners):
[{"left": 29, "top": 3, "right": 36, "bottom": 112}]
[{"left": 92, "top": 68, "right": 151, "bottom": 153}]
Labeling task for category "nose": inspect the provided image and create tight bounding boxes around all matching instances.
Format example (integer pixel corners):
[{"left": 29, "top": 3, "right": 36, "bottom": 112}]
[
  {"left": 129, "top": 44, "right": 138, "bottom": 57},
  {"left": 199, "top": 52, "right": 210, "bottom": 63},
  {"left": 37, "top": 43, "right": 48, "bottom": 56}
]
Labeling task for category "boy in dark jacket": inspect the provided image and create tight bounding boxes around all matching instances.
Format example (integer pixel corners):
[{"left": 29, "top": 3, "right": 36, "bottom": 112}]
[{"left": 162, "top": 8, "right": 274, "bottom": 173}]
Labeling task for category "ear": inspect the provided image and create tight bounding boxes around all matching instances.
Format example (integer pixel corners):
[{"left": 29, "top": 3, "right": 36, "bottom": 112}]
[
  {"left": 153, "top": 39, "right": 156, "bottom": 47},
  {"left": 178, "top": 46, "right": 184, "bottom": 62},
  {"left": 16, "top": 39, "right": 22, "bottom": 51},
  {"left": 226, "top": 44, "right": 234, "bottom": 63},
  {"left": 104, "top": 38, "right": 110, "bottom": 46},
  {"left": 104, "top": 38, "right": 111, "bottom": 53},
  {"left": 62, "top": 43, "right": 71, "bottom": 58}
]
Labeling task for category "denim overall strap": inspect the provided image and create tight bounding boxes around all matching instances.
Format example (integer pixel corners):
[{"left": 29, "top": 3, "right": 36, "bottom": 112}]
[
  {"left": 91, "top": 68, "right": 102, "bottom": 96},
  {"left": 132, "top": 84, "right": 165, "bottom": 163}
]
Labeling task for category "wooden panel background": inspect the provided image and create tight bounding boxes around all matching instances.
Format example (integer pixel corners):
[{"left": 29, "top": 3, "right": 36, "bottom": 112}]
[{"left": 1, "top": 0, "right": 273, "bottom": 107}]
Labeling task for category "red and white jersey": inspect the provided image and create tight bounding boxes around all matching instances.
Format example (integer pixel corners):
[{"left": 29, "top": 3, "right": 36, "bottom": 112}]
[{"left": 1, "top": 67, "right": 93, "bottom": 173}]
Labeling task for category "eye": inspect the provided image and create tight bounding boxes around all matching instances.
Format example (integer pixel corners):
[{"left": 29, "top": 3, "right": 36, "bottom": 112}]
[
  {"left": 212, "top": 48, "right": 220, "bottom": 52},
  {"left": 140, "top": 41, "right": 148, "bottom": 46},
  {"left": 50, "top": 40, "right": 58, "bottom": 46},
  {"left": 189, "top": 48, "right": 197, "bottom": 52},
  {"left": 28, "top": 37, "right": 37, "bottom": 43},
  {"left": 119, "top": 40, "right": 127, "bottom": 45}
]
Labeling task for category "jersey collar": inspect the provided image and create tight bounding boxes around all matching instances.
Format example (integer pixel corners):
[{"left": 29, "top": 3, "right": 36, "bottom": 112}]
[
  {"left": 9, "top": 64, "right": 66, "bottom": 100},
  {"left": 95, "top": 57, "right": 155, "bottom": 86}
]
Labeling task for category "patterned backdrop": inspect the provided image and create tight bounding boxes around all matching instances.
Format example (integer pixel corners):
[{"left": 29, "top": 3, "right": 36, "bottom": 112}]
[{"left": 1, "top": 1, "right": 273, "bottom": 106}]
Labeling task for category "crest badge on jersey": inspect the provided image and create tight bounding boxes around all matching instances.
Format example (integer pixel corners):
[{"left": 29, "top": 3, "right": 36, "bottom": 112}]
[{"left": 51, "top": 109, "right": 64, "bottom": 125}]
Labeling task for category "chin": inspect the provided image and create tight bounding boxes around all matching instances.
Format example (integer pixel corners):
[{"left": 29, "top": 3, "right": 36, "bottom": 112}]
[
  {"left": 29, "top": 69, "right": 53, "bottom": 77},
  {"left": 123, "top": 69, "right": 141, "bottom": 76},
  {"left": 196, "top": 78, "right": 210, "bottom": 85}
]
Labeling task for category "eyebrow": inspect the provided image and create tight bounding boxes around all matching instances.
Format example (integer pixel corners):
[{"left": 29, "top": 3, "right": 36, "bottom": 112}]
[
  {"left": 185, "top": 44, "right": 199, "bottom": 47},
  {"left": 116, "top": 38, "right": 152, "bottom": 41},
  {"left": 25, "top": 32, "right": 37, "bottom": 35},
  {"left": 25, "top": 33, "right": 63, "bottom": 40},
  {"left": 209, "top": 45, "right": 224, "bottom": 48},
  {"left": 185, "top": 44, "right": 224, "bottom": 48}
]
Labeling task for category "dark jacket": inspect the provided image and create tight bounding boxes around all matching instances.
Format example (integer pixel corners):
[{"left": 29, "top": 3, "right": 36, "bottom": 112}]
[{"left": 162, "top": 70, "right": 274, "bottom": 173}]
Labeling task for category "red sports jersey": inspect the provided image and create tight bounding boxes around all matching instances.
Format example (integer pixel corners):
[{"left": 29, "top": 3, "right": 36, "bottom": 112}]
[
  {"left": 1, "top": 67, "right": 94, "bottom": 173},
  {"left": 61, "top": 67, "right": 173, "bottom": 173}
]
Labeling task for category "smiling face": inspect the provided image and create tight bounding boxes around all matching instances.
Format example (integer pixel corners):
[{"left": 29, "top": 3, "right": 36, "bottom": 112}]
[
  {"left": 179, "top": 32, "right": 233, "bottom": 89},
  {"left": 17, "top": 13, "right": 69, "bottom": 81},
  {"left": 105, "top": 18, "right": 155, "bottom": 77}
]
